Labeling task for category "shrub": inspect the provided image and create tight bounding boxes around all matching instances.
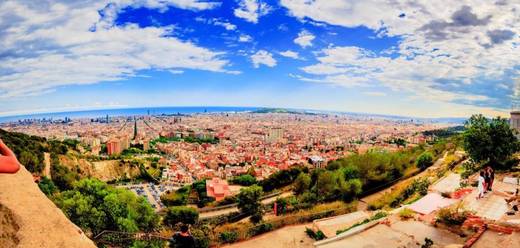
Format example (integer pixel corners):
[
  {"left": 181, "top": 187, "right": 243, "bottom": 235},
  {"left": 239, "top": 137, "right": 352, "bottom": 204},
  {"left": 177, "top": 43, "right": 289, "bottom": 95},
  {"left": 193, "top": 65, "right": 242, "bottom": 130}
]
[
  {"left": 440, "top": 191, "right": 451, "bottom": 198},
  {"left": 337, "top": 211, "right": 387, "bottom": 234},
  {"left": 230, "top": 174, "right": 257, "bottom": 186},
  {"left": 250, "top": 212, "right": 263, "bottom": 223},
  {"left": 370, "top": 178, "right": 430, "bottom": 210},
  {"left": 305, "top": 228, "right": 326, "bottom": 241},
  {"left": 275, "top": 197, "right": 288, "bottom": 215},
  {"left": 293, "top": 173, "right": 311, "bottom": 195},
  {"left": 259, "top": 166, "right": 307, "bottom": 192},
  {"left": 54, "top": 178, "right": 159, "bottom": 235},
  {"left": 416, "top": 152, "right": 434, "bottom": 170},
  {"left": 191, "top": 228, "right": 210, "bottom": 248},
  {"left": 249, "top": 223, "right": 273, "bottom": 236},
  {"left": 130, "top": 240, "right": 165, "bottom": 248},
  {"left": 398, "top": 208, "right": 415, "bottom": 220},
  {"left": 461, "top": 160, "right": 480, "bottom": 179},
  {"left": 216, "top": 195, "right": 237, "bottom": 206},
  {"left": 219, "top": 231, "right": 238, "bottom": 243},
  {"left": 161, "top": 192, "right": 188, "bottom": 206},
  {"left": 294, "top": 192, "right": 318, "bottom": 210},
  {"left": 38, "top": 176, "right": 58, "bottom": 196},
  {"left": 164, "top": 206, "right": 199, "bottom": 226},
  {"left": 436, "top": 205, "right": 471, "bottom": 226},
  {"left": 421, "top": 238, "right": 434, "bottom": 248}
]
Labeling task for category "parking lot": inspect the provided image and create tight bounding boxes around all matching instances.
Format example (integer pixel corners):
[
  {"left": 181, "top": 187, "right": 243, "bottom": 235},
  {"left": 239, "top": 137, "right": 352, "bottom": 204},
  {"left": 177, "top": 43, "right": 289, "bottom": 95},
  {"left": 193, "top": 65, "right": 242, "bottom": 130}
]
[{"left": 118, "top": 183, "right": 178, "bottom": 211}]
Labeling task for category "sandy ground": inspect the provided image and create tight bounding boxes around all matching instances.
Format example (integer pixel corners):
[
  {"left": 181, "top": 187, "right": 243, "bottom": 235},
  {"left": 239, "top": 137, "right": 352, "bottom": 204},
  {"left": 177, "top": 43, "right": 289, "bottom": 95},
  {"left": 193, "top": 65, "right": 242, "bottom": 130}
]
[
  {"left": 0, "top": 203, "right": 20, "bottom": 247},
  {"left": 473, "top": 231, "right": 520, "bottom": 248},
  {"left": 316, "top": 219, "right": 465, "bottom": 248},
  {"left": 0, "top": 166, "right": 96, "bottom": 248},
  {"left": 313, "top": 211, "right": 369, "bottom": 238},
  {"left": 222, "top": 224, "right": 315, "bottom": 248}
]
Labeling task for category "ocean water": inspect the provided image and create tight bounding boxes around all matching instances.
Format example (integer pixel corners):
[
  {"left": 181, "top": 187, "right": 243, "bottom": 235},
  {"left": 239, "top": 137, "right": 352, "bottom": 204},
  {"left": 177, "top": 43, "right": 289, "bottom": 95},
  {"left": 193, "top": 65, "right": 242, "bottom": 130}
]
[{"left": 0, "top": 106, "right": 260, "bottom": 123}]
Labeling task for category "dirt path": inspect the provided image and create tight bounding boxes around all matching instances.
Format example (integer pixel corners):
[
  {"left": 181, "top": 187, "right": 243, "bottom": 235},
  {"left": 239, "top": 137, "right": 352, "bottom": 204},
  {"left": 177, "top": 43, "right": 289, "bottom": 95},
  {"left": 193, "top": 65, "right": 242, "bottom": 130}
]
[
  {"left": 222, "top": 224, "right": 315, "bottom": 248},
  {"left": 43, "top": 152, "right": 51, "bottom": 179}
]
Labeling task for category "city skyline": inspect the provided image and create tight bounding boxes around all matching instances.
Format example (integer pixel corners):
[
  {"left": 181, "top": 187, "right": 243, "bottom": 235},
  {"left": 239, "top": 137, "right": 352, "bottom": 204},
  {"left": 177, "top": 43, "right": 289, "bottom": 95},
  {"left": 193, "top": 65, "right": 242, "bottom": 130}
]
[{"left": 2, "top": 1, "right": 520, "bottom": 118}]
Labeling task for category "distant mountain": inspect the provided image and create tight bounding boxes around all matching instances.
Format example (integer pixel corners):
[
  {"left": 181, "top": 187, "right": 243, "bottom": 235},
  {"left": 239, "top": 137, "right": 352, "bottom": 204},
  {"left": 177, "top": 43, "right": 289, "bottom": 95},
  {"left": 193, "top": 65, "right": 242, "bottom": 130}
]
[
  {"left": 252, "top": 108, "right": 323, "bottom": 116},
  {"left": 251, "top": 108, "right": 467, "bottom": 124}
]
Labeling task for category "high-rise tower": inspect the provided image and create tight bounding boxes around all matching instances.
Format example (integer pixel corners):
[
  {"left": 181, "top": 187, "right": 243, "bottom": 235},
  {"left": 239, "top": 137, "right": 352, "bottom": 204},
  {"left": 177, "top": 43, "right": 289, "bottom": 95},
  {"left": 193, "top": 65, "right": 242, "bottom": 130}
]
[
  {"left": 511, "top": 78, "right": 520, "bottom": 135},
  {"left": 133, "top": 118, "right": 138, "bottom": 140}
]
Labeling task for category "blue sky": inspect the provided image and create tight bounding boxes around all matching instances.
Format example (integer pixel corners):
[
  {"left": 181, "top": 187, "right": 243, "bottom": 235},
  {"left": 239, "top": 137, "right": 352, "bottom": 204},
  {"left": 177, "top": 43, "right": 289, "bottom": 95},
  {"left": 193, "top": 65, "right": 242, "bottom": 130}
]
[{"left": 1, "top": 0, "right": 520, "bottom": 118}]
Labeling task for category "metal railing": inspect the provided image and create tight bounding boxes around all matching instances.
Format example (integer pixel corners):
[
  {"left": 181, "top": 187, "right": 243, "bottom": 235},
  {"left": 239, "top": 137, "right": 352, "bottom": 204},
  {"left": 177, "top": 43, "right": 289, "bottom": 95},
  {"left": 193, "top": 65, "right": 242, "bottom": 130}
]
[{"left": 93, "top": 230, "right": 169, "bottom": 245}]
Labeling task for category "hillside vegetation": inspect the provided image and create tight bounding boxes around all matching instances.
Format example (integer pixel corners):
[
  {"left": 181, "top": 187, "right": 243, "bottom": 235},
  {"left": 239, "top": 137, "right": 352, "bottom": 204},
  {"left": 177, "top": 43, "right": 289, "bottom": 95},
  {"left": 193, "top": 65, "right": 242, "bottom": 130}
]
[{"left": 0, "top": 129, "right": 78, "bottom": 173}]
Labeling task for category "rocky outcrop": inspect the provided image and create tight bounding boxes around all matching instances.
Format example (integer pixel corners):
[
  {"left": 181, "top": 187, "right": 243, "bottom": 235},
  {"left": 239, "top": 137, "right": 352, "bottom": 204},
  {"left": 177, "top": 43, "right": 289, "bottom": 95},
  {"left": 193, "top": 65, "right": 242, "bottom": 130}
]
[
  {"left": 58, "top": 155, "right": 141, "bottom": 182},
  {"left": 0, "top": 166, "right": 96, "bottom": 248},
  {"left": 90, "top": 160, "right": 141, "bottom": 182}
]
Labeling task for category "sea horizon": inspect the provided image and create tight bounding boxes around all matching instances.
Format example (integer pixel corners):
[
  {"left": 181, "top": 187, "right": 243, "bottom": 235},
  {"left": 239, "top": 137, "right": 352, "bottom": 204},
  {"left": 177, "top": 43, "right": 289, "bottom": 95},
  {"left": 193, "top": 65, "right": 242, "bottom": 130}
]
[
  {"left": 0, "top": 106, "right": 261, "bottom": 123},
  {"left": 0, "top": 106, "right": 469, "bottom": 124}
]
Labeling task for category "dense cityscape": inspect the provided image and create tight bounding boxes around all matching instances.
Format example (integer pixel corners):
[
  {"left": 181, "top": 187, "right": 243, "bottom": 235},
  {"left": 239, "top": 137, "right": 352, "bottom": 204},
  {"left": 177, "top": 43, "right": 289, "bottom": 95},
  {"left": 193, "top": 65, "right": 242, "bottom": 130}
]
[
  {"left": 1, "top": 112, "right": 446, "bottom": 182},
  {"left": 1, "top": 111, "right": 447, "bottom": 211},
  {"left": 3, "top": 1, "right": 520, "bottom": 248}
]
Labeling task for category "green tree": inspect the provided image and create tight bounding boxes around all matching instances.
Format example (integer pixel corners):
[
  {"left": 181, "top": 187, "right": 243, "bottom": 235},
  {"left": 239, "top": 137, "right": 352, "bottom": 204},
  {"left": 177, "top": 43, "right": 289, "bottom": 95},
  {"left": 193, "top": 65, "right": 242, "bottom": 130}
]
[
  {"left": 54, "top": 178, "right": 159, "bottom": 235},
  {"left": 463, "top": 114, "right": 520, "bottom": 166},
  {"left": 38, "top": 176, "right": 58, "bottom": 196},
  {"left": 51, "top": 164, "right": 80, "bottom": 190},
  {"left": 315, "top": 170, "right": 338, "bottom": 201},
  {"left": 340, "top": 178, "right": 363, "bottom": 201},
  {"left": 230, "top": 174, "right": 257, "bottom": 186},
  {"left": 274, "top": 197, "right": 288, "bottom": 215},
  {"left": 294, "top": 192, "right": 318, "bottom": 210},
  {"left": 293, "top": 173, "right": 311, "bottom": 195},
  {"left": 18, "top": 150, "right": 41, "bottom": 173},
  {"left": 416, "top": 152, "right": 434, "bottom": 170},
  {"left": 192, "top": 180, "right": 215, "bottom": 207},
  {"left": 164, "top": 206, "right": 199, "bottom": 226},
  {"left": 161, "top": 190, "right": 189, "bottom": 206},
  {"left": 237, "top": 185, "right": 263, "bottom": 223}
]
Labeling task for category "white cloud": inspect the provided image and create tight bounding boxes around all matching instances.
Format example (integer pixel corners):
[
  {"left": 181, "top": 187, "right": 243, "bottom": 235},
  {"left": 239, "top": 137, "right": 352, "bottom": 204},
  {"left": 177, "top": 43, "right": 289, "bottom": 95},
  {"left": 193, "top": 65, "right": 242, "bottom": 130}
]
[
  {"left": 234, "top": 0, "right": 271, "bottom": 23},
  {"left": 279, "top": 50, "right": 300, "bottom": 59},
  {"left": 169, "top": 70, "right": 184, "bottom": 74},
  {"left": 124, "top": 0, "right": 221, "bottom": 11},
  {"left": 300, "top": 45, "right": 492, "bottom": 102},
  {"left": 212, "top": 19, "right": 237, "bottom": 31},
  {"left": 363, "top": 91, "right": 386, "bottom": 96},
  {"left": 294, "top": 30, "right": 315, "bottom": 48},
  {"left": 0, "top": 1, "right": 231, "bottom": 98},
  {"left": 282, "top": 0, "right": 520, "bottom": 111},
  {"left": 238, "top": 34, "right": 253, "bottom": 42},
  {"left": 251, "top": 50, "right": 277, "bottom": 68}
]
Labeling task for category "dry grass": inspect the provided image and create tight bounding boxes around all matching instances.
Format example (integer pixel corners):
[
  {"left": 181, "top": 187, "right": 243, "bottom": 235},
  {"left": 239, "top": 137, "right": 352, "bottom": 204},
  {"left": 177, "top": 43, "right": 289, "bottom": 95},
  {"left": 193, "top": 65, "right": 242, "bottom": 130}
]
[{"left": 211, "top": 201, "right": 357, "bottom": 245}]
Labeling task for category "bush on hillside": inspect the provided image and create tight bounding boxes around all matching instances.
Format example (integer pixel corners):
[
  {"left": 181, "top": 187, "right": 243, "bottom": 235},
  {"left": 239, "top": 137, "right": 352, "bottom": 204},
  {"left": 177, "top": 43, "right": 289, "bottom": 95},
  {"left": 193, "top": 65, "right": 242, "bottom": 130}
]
[
  {"left": 164, "top": 206, "right": 199, "bottom": 226},
  {"left": 54, "top": 178, "right": 159, "bottom": 235},
  {"left": 230, "top": 174, "right": 257, "bottom": 186},
  {"left": 416, "top": 152, "right": 434, "bottom": 170}
]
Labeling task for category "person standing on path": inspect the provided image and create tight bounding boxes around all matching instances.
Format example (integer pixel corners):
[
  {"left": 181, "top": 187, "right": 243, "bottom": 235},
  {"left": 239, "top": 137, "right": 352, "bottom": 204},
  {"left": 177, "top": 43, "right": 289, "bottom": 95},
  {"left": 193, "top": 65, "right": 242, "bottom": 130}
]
[
  {"left": 0, "top": 138, "right": 21, "bottom": 174},
  {"left": 487, "top": 166, "right": 494, "bottom": 191},
  {"left": 477, "top": 170, "right": 485, "bottom": 199},
  {"left": 483, "top": 168, "right": 490, "bottom": 193}
]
